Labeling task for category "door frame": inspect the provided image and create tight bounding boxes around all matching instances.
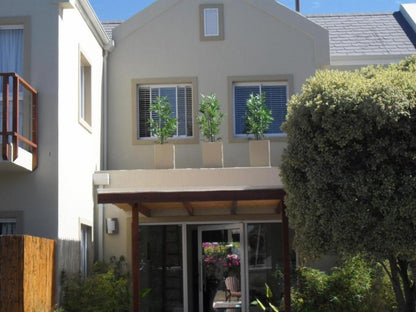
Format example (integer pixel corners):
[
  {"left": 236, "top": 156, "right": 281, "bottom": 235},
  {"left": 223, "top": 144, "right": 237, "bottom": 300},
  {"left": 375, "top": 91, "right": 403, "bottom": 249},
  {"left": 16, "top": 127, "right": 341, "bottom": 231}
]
[{"left": 197, "top": 223, "right": 246, "bottom": 312}]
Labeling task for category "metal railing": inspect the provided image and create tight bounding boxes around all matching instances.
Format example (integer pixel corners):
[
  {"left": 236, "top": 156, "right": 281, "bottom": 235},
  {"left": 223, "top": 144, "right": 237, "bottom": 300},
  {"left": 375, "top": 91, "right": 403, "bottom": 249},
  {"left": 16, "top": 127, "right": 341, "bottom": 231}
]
[{"left": 0, "top": 73, "right": 38, "bottom": 170}]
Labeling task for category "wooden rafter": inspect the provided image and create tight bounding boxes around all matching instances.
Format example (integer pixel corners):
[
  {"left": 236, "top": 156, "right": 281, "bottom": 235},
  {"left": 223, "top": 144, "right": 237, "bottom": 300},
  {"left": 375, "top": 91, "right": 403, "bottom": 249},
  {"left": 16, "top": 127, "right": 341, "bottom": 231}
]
[
  {"left": 275, "top": 200, "right": 282, "bottom": 214},
  {"left": 231, "top": 200, "right": 237, "bottom": 215},
  {"left": 138, "top": 203, "right": 151, "bottom": 217},
  {"left": 183, "top": 201, "right": 194, "bottom": 216}
]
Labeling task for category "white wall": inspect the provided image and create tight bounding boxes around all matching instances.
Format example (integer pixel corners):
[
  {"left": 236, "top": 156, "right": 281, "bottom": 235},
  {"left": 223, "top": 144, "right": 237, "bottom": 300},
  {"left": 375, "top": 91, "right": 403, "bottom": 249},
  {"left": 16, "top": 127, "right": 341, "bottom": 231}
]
[{"left": 58, "top": 4, "right": 103, "bottom": 242}]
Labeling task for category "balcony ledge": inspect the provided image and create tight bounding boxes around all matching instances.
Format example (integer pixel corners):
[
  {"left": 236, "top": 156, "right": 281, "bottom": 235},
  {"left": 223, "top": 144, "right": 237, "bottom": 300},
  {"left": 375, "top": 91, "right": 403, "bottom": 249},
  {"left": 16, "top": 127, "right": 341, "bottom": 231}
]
[{"left": 0, "top": 143, "right": 34, "bottom": 172}]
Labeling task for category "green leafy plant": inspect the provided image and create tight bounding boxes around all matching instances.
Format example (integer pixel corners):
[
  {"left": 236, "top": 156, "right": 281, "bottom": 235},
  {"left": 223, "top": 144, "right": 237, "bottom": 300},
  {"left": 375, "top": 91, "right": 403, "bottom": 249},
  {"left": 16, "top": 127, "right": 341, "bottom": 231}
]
[
  {"left": 291, "top": 256, "right": 396, "bottom": 312},
  {"left": 59, "top": 256, "right": 131, "bottom": 312},
  {"left": 196, "top": 93, "right": 224, "bottom": 142},
  {"left": 281, "top": 55, "right": 416, "bottom": 312},
  {"left": 252, "top": 283, "right": 280, "bottom": 312},
  {"left": 244, "top": 92, "right": 273, "bottom": 140},
  {"left": 148, "top": 96, "right": 177, "bottom": 144}
]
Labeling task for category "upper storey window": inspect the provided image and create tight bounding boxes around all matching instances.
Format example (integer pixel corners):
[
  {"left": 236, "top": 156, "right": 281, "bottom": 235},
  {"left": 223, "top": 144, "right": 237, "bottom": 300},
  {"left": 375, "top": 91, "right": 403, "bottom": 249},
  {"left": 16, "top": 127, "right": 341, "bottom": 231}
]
[
  {"left": 200, "top": 4, "right": 224, "bottom": 41},
  {"left": 0, "top": 25, "right": 24, "bottom": 75}
]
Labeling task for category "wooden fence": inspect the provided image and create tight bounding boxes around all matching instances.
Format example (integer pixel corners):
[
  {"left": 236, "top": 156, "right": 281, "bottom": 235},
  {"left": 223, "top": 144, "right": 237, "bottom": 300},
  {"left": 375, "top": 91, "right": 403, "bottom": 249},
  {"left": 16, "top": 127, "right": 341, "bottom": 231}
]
[{"left": 0, "top": 235, "right": 55, "bottom": 312}]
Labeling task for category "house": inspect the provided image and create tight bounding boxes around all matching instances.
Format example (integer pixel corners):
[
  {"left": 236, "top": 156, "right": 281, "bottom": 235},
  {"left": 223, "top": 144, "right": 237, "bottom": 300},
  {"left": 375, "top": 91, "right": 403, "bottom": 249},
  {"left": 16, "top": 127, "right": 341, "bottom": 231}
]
[
  {"left": 1, "top": 0, "right": 416, "bottom": 311},
  {"left": 0, "top": 0, "right": 113, "bottom": 294}
]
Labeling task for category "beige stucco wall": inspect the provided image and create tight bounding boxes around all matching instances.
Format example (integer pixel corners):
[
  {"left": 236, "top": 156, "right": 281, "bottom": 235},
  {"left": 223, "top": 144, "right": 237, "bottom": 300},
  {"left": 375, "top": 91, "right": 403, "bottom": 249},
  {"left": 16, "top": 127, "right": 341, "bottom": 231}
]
[{"left": 107, "top": 0, "right": 329, "bottom": 170}]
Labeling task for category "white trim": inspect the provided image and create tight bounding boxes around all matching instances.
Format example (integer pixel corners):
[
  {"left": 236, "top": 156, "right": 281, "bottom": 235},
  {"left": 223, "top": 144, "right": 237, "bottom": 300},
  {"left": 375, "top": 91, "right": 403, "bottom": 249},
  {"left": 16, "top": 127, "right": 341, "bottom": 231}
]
[
  {"left": 0, "top": 25, "right": 24, "bottom": 30},
  {"left": 330, "top": 54, "right": 414, "bottom": 66},
  {"left": 0, "top": 218, "right": 16, "bottom": 223}
]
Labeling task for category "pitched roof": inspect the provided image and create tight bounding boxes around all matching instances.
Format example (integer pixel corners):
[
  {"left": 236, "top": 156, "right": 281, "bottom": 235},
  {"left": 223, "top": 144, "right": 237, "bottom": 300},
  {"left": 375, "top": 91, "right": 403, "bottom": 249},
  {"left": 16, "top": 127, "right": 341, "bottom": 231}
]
[
  {"left": 308, "top": 12, "right": 416, "bottom": 57},
  {"left": 101, "top": 20, "right": 123, "bottom": 40}
]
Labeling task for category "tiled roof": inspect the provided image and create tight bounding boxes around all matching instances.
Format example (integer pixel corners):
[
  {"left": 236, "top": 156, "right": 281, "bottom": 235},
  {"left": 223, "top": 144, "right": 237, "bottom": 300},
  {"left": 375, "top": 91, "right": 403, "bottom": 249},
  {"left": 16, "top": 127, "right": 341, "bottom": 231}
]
[
  {"left": 101, "top": 20, "right": 123, "bottom": 40},
  {"left": 308, "top": 12, "right": 416, "bottom": 57}
]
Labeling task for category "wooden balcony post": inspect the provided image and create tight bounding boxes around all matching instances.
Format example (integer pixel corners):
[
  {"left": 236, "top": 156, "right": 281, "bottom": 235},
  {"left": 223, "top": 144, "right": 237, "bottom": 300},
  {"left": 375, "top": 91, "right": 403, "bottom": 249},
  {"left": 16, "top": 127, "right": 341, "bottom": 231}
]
[
  {"left": 2, "top": 76, "right": 9, "bottom": 160},
  {"left": 32, "top": 92, "right": 38, "bottom": 170},
  {"left": 12, "top": 76, "right": 19, "bottom": 161}
]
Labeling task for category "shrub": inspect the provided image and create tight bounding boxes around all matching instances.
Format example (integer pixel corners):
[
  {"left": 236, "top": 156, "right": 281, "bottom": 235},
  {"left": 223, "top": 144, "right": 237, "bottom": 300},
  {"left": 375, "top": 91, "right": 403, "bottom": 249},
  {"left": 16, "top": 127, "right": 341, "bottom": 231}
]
[
  {"left": 291, "top": 256, "right": 396, "bottom": 312},
  {"left": 59, "top": 256, "right": 131, "bottom": 312},
  {"left": 196, "top": 93, "right": 224, "bottom": 142},
  {"left": 148, "top": 96, "right": 177, "bottom": 144},
  {"left": 244, "top": 92, "right": 273, "bottom": 140}
]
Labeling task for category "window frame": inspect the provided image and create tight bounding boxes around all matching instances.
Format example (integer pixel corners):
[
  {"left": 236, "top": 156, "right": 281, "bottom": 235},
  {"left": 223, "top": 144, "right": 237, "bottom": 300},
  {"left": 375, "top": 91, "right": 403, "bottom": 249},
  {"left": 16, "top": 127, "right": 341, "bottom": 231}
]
[
  {"left": 132, "top": 77, "right": 199, "bottom": 145},
  {"left": 199, "top": 4, "right": 224, "bottom": 41},
  {"left": 228, "top": 75, "right": 293, "bottom": 143},
  {"left": 78, "top": 51, "right": 92, "bottom": 132}
]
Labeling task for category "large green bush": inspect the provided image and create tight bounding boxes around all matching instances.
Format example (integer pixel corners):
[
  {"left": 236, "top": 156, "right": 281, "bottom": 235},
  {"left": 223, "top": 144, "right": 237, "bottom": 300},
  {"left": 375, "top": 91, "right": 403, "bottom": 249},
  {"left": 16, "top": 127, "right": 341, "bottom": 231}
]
[
  {"left": 281, "top": 55, "right": 416, "bottom": 311},
  {"left": 291, "top": 256, "right": 396, "bottom": 312},
  {"left": 59, "top": 256, "right": 131, "bottom": 312}
]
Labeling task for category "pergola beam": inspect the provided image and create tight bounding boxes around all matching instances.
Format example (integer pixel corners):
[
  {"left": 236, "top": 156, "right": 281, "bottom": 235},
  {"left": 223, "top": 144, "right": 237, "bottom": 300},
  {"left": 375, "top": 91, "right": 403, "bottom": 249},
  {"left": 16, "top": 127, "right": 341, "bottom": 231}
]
[{"left": 183, "top": 201, "right": 194, "bottom": 216}]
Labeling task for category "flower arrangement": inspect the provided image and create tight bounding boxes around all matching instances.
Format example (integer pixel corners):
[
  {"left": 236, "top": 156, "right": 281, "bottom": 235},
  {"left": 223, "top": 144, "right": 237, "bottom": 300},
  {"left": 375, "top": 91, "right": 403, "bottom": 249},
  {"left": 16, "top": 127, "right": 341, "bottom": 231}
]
[{"left": 202, "top": 242, "right": 240, "bottom": 279}]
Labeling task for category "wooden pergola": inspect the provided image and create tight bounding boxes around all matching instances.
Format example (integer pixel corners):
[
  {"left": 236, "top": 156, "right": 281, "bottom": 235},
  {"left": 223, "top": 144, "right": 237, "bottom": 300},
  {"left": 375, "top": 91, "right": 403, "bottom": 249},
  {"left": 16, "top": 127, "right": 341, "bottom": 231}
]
[{"left": 98, "top": 187, "right": 291, "bottom": 312}]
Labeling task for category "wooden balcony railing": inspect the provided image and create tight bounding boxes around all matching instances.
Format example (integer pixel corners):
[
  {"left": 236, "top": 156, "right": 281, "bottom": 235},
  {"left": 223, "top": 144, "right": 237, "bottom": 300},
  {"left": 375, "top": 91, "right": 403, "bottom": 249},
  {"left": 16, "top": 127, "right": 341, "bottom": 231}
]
[{"left": 0, "top": 73, "right": 38, "bottom": 170}]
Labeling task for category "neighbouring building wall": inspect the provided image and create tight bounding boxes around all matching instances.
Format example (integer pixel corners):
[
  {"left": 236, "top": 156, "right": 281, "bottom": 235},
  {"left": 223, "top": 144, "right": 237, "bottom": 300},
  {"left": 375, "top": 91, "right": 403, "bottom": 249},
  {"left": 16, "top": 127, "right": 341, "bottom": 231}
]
[
  {"left": 0, "top": 0, "right": 60, "bottom": 240},
  {"left": 107, "top": 0, "right": 329, "bottom": 170},
  {"left": 57, "top": 2, "right": 103, "bottom": 244}
]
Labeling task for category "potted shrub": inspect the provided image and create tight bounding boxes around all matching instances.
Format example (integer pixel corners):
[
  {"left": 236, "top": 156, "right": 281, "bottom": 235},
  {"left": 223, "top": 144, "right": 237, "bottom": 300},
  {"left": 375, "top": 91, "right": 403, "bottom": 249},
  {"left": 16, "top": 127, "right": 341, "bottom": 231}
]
[
  {"left": 244, "top": 92, "right": 273, "bottom": 167},
  {"left": 196, "top": 93, "right": 224, "bottom": 168},
  {"left": 148, "top": 96, "right": 177, "bottom": 169}
]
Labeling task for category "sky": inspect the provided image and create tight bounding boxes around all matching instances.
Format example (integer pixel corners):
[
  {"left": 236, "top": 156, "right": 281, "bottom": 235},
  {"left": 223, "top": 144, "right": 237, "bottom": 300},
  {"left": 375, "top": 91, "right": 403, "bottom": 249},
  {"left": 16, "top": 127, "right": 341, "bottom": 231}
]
[{"left": 89, "top": 0, "right": 416, "bottom": 21}]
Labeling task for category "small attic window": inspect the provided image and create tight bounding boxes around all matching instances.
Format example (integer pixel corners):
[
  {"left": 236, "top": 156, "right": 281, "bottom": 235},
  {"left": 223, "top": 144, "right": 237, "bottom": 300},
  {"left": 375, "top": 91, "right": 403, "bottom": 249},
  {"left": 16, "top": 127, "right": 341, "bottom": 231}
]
[{"left": 200, "top": 4, "right": 224, "bottom": 41}]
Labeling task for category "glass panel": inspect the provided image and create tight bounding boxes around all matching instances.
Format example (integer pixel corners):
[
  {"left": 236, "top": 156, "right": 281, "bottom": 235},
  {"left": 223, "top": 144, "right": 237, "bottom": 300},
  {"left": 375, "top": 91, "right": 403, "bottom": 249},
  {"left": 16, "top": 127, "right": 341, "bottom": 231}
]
[
  {"left": 234, "top": 85, "right": 259, "bottom": 135},
  {"left": 140, "top": 225, "right": 183, "bottom": 312},
  {"left": 247, "top": 223, "right": 284, "bottom": 310},
  {"left": 0, "top": 220, "right": 16, "bottom": 235},
  {"left": 138, "top": 87, "right": 151, "bottom": 138},
  {"left": 262, "top": 85, "right": 287, "bottom": 134},
  {"left": 177, "top": 87, "right": 186, "bottom": 136},
  {"left": 200, "top": 227, "right": 242, "bottom": 312},
  {"left": 204, "top": 8, "right": 219, "bottom": 36},
  {"left": 0, "top": 27, "right": 24, "bottom": 75}
]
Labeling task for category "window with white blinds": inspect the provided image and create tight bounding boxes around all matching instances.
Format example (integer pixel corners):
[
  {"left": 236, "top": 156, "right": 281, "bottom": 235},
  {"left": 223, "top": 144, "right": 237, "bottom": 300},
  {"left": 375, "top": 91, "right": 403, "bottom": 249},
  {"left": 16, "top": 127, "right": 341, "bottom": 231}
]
[
  {"left": 137, "top": 84, "right": 193, "bottom": 140},
  {"left": 233, "top": 82, "right": 288, "bottom": 137}
]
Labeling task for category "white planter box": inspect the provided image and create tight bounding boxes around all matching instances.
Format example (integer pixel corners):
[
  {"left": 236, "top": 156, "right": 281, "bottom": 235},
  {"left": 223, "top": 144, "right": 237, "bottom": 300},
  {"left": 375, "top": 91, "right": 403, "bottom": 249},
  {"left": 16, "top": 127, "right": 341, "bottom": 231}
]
[
  {"left": 202, "top": 142, "right": 224, "bottom": 168},
  {"left": 154, "top": 143, "right": 175, "bottom": 169},
  {"left": 249, "top": 140, "right": 270, "bottom": 167}
]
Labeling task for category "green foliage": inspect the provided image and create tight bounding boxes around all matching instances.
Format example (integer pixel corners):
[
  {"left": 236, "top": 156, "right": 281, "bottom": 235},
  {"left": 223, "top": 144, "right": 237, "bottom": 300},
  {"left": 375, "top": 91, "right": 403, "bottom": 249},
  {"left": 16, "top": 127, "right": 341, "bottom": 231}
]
[
  {"left": 245, "top": 92, "right": 274, "bottom": 140},
  {"left": 59, "top": 256, "right": 131, "bottom": 312},
  {"left": 291, "top": 256, "right": 396, "bottom": 312},
  {"left": 196, "top": 93, "right": 224, "bottom": 142},
  {"left": 252, "top": 283, "right": 280, "bottom": 312},
  {"left": 148, "top": 96, "right": 177, "bottom": 144},
  {"left": 281, "top": 55, "right": 416, "bottom": 311}
]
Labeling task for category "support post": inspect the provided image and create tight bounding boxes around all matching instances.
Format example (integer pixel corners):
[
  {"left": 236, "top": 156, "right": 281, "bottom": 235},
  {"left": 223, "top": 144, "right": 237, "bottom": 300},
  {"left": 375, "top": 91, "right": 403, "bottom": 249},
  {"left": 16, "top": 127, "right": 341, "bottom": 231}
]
[
  {"left": 282, "top": 199, "right": 291, "bottom": 312},
  {"left": 132, "top": 203, "right": 140, "bottom": 312}
]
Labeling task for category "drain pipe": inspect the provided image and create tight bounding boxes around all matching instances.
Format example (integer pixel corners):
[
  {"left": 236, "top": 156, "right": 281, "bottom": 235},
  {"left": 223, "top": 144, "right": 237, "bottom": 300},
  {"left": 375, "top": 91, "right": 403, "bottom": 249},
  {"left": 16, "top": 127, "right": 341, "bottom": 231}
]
[
  {"left": 296, "top": 0, "right": 300, "bottom": 12},
  {"left": 98, "top": 40, "right": 114, "bottom": 261}
]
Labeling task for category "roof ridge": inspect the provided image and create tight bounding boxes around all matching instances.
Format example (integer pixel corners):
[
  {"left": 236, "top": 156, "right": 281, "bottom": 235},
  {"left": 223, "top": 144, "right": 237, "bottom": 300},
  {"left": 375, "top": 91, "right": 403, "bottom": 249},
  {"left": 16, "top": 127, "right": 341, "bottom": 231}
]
[{"left": 307, "top": 11, "right": 395, "bottom": 18}]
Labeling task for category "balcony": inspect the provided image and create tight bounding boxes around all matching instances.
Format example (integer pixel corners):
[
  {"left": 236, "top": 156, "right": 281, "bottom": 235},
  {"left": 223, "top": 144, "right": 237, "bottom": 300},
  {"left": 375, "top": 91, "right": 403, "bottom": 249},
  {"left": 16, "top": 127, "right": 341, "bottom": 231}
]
[{"left": 0, "top": 73, "right": 38, "bottom": 172}]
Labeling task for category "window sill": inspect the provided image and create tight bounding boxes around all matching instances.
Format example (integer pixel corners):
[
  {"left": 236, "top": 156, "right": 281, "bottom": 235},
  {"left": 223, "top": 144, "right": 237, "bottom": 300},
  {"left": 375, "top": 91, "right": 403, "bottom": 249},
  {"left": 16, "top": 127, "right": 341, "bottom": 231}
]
[
  {"left": 79, "top": 118, "right": 92, "bottom": 133},
  {"left": 228, "top": 135, "right": 287, "bottom": 144},
  {"left": 133, "top": 136, "right": 199, "bottom": 145}
]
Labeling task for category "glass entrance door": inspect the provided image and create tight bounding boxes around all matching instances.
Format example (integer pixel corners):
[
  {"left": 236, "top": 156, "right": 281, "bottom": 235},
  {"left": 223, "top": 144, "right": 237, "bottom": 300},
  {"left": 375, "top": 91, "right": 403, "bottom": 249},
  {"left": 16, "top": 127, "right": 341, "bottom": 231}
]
[{"left": 198, "top": 224, "right": 244, "bottom": 312}]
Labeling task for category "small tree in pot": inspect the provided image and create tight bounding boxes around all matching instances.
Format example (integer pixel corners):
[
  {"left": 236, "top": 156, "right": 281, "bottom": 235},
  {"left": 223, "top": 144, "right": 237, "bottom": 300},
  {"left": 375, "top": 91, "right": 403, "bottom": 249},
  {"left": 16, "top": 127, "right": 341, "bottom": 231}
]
[
  {"left": 244, "top": 92, "right": 273, "bottom": 140},
  {"left": 148, "top": 96, "right": 177, "bottom": 168},
  {"left": 148, "top": 96, "right": 177, "bottom": 144},
  {"left": 197, "top": 93, "right": 225, "bottom": 167},
  {"left": 244, "top": 92, "right": 273, "bottom": 166}
]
